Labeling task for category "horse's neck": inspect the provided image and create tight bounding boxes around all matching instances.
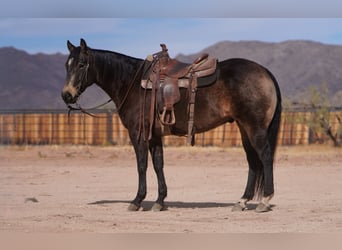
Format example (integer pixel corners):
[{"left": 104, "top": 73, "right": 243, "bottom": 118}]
[{"left": 92, "top": 51, "right": 142, "bottom": 108}]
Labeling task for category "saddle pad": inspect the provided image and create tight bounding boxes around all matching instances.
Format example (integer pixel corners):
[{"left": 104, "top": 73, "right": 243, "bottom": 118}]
[{"left": 141, "top": 69, "right": 218, "bottom": 89}]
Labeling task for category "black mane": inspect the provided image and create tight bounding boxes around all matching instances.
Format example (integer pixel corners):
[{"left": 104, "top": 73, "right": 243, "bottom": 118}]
[{"left": 89, "top": 48, "right": 144, "bottom": 96}]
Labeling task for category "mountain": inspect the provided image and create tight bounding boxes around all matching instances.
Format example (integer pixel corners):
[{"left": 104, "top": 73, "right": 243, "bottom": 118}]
[
  {"left": 0, "top": 47, "right": 111, "bottom": 110},
  {"left": 1, "top": 40, "right": 342, "bottom": 110},
  {"left": 176, "top": 40, "right": 342, "bottom": 106},
  {"left": 0, "top": 47, "right": 66, "bottom": 109}
]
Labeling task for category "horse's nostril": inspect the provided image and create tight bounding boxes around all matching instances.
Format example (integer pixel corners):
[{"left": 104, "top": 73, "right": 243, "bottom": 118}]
[{"left": 61, "top": 91, "right": 74, "bottom": 104}]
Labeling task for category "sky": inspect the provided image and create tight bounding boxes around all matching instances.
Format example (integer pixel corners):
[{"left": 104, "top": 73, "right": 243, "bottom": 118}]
[
  {"left": 1, "top": 1, "right": 342, "bottom": 58},
  {"left": 1, "top": 0, "right": 342, "bottom": 18},
  {"left": 2, "top": 18, "right": 342, "bottom": 58}
]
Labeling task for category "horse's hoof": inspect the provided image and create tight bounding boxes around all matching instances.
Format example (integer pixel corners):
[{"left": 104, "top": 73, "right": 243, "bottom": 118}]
[
  {"left": 231, "top": 202, "right": 247, "bottom": 212},
  {"left": 151, "top": 203, "right": 164, "bottom": 212},
  {"left": 128, "top": 203, "right": 140, "bottom": 211},
  {"left": 255, "top": 203, "right": 271, "bottom": 213}
]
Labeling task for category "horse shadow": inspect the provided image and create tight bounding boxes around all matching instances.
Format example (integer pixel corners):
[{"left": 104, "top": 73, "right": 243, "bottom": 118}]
[{"left": 87, "top": 199, "right": 261, "bottom": 211}]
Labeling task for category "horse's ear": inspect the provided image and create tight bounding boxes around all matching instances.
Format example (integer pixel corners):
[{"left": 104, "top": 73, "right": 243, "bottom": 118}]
[
  {"left": 80, "top": 38, "right": 88, "bottom": 53},
  {"left": 67, "top": 40, "right": 75, "bottom": 52}
]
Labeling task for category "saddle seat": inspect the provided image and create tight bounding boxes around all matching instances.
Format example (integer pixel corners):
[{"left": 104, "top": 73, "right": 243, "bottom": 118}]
[{"left": 160, "top": 53, "right": 216, "bottom": 80}]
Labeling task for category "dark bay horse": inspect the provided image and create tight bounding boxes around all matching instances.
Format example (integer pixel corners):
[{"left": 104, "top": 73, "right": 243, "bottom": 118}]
[{"left": 61, "top": 39, "right": 282, "bottom": 213}]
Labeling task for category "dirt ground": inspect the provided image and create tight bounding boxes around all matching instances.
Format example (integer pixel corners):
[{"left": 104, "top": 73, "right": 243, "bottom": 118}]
[{"left": 0, "top": 144, "right": 342, "bottom": 233}]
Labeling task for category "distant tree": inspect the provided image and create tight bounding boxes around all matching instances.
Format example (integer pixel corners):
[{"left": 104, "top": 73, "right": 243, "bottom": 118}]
[{"left": 306, "top": 84, "right": 341, "bottom": 147}]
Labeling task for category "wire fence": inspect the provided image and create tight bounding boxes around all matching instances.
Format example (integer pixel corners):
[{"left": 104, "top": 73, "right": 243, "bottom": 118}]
[{"left": 0, "top": 109, "right": 341, "bottom": 147}]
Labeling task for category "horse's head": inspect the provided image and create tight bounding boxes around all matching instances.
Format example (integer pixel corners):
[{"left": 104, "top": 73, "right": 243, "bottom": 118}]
[{"left": 61, "top": 39, "right": 94, "bottom": 105}]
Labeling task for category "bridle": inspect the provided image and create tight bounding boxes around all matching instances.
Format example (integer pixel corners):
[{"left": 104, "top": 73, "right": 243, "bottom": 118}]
[
  {"left": 67, "top": 54, "right": 148, "bottom": 118},
  {"left": 66, "top": 54, "right": 113, "bottom": 118}
]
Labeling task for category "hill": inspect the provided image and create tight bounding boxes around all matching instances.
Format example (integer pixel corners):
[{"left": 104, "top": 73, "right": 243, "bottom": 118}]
[
  {"left": 0, "top": 47, "right": 110, "bottom": 110},
  {"left": 0, "top": 40, "right": 341, "bottom": 110},
  {"left": 177, "top": 40, "right": 342, "bottom": 106}
]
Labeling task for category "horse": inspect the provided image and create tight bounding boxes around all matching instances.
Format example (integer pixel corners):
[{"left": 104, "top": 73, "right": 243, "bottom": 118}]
[{"left": 61, "top": 39, "right": 282, "bottom": 213}]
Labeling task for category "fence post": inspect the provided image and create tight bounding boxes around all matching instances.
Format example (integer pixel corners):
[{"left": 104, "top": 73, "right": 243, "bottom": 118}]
[{"left": 106, "top": 110, "right": 113, "bottom": 145}]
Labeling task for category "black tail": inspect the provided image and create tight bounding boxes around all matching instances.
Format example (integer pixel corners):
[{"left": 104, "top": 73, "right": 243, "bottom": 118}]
[{"left": 267, "top": 70, "right": 282, "bottom": 160}]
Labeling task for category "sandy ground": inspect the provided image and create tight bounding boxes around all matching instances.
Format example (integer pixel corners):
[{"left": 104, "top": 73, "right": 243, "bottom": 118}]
[{"left": 0, "top": 144, "right": 342, "bottom": 233}]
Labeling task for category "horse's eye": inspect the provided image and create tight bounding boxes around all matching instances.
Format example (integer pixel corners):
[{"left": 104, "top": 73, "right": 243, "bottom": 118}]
[{"left": 79, "top": 62, "right": 85, "bottom": 68}]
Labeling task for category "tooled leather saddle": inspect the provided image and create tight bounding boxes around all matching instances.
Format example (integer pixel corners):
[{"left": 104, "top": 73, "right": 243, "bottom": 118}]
[{"left": 141, "top": 44, "right": 218, "bottom": 145}]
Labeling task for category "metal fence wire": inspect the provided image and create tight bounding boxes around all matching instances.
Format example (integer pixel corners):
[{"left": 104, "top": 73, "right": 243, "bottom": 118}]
[{"left": 0, "top": 109, "right": 341, "bottom": 146}]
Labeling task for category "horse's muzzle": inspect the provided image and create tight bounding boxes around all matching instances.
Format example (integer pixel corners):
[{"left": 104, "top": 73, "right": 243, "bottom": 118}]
[{"left": 61, "top": 91, "right": 77, "bottom": 104}]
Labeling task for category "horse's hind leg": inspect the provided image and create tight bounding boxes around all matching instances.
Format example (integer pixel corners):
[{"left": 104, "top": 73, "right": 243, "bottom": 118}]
[
  {"left": 234, "top": 123, "right": 274, "bottom": 212},
  {"left": 254, "top": 138, "right": 274, "bottom": 213},
  {"left": 232, "top": 124, "right": 263, "bottom": 211},
  {"left": 249, "top": 128, "right": 275, "bottom": 212},
  {"left": 149, "top": 136, "right": 167, "bottom": 211}
]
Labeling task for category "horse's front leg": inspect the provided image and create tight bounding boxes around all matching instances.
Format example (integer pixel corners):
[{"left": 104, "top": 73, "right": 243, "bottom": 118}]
[
  {"left": 149, "top": 136, "right": 167, "bottom": 211},
  {"left": 128, "top": 138, "right": 149, "bottom": 211}
]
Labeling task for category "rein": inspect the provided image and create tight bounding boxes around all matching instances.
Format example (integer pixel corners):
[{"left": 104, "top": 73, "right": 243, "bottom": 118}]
[
  {"left": 67, "top": 99, "right": 112, "bottom": 118},
  {"left": 116, "top": 59, "right": 148, "bottom": 112}
]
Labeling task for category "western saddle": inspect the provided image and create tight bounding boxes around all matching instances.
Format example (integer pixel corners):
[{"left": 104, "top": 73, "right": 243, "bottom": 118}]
[{"left": 141, "top": 44, "right": 218, "bottom": 145}]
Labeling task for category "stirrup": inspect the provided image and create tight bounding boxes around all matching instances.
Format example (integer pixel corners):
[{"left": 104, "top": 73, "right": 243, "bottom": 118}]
[{"left": 160, "top": 107, "right": 176, "bottom": 126}]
